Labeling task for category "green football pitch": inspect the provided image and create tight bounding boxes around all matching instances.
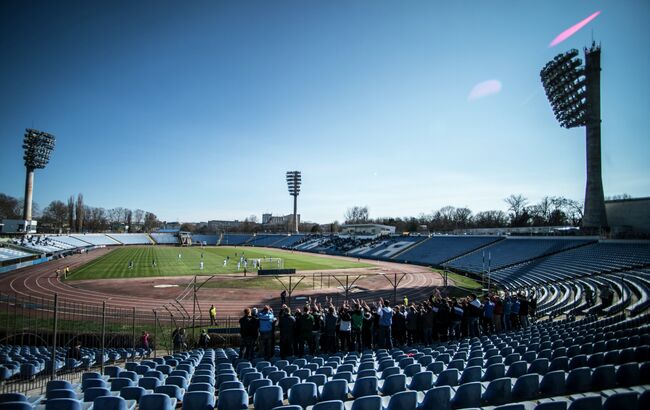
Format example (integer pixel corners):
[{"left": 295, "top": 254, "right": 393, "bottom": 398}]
[{"left": 67, "top": 246, "right": 373, "bottom": 280}]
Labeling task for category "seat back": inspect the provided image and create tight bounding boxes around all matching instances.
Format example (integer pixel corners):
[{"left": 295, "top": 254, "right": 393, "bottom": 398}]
[
  {"left": 253, "top": 385, "right": 283, "bottom": 410},
  {"left": 139, "top": 393, "right": 173, "bottom": 410},
  {"left": 217, "top": 388, "right": 248, "bottom": 410},
  {"left": 320, "top": 380, "right": 348, "bottom": 402}
]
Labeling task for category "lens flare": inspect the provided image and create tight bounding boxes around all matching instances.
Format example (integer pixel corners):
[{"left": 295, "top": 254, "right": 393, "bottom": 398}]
[
  {"left": 468, "top": 80, "right": 502, "bottom": 101},
  {"left": 549, "top": 11, "right": 601, "bottom": 48}
]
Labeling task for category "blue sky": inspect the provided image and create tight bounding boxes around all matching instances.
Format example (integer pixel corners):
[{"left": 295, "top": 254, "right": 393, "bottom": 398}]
[{"left": 0, "top": 0, "right": 648, "bottom": 223}]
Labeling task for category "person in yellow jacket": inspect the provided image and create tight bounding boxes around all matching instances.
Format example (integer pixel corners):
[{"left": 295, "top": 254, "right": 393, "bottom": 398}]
[
  {"left": 403, "top": 295, "right": 409, "bottom": 307},
  {"left": 209, "top": 305, "right": 217, "bottom": 326}
]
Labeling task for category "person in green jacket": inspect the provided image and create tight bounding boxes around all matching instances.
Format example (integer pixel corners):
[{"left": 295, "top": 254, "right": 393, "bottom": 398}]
[{"left": 350, "top": 300, "right": 364, "bottom": 352}]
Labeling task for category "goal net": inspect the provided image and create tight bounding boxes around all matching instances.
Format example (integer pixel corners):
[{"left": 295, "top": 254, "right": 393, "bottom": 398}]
[{"left": 251, "top": 257, "right": 284, "bottom": 270}]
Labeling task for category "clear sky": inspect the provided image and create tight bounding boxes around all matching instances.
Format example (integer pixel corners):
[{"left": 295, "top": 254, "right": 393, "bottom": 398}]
[{"left": 0, "top": 0, "right": 648, "bottom": 224}]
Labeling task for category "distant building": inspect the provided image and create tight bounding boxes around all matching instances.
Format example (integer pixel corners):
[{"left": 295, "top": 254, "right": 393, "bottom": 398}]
[
  {"left": 340, "top": 224, "right": 396, "bottom": 238},
  {"left": 1, "top": 219, "right": 37, "bottom": 234},
  {"left": 160, "top": 221, "right": 181, "bottom": 231},
  {"left": 605, "top": 197, "right": 650, "bottom": 236},
  {"left": 263, "top": 214, "right": 300, "bottom": 226},
  {"left": 207, "top": 220, "right": 242, "bottom": 230}
]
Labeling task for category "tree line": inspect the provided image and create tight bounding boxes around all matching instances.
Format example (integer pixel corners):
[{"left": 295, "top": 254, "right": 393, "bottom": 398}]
[
  {"left": 344, "top": 194, "right": 588, "bottom": 233},
  {"left": 0, "top": 192, "right": 161, "bottom": 233}
]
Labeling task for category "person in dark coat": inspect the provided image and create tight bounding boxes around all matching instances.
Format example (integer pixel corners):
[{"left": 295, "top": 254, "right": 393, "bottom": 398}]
[{"left": 278, "top": 307, "right": 295, "bottom": 359}]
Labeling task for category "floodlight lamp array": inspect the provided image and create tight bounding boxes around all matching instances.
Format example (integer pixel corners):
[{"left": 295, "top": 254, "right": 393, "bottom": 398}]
[
  {"left": 540, "top": 49, "right": 587, "bottom": 129},
  {"left": 23, "top": 128, "right": 56, "bottom": 169},
  {"left": 286, "top": 171, "right": 302, "bottom": 196}
]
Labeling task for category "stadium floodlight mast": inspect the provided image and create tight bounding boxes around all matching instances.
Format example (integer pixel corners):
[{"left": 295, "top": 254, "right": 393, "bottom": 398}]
[
  {"left": 540, "top": 43, "right": 607, "bottom": 232},
  {"left": 22, "top": 128, "right": 56, "bottom": 221},
  {"left": 286, "top": 170, "right": 301, "bottom": 234}
]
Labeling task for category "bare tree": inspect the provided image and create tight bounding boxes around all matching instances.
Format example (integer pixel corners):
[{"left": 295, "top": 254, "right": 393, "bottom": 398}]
[
  {"left": 504, "top": 194, "right": 529, "bottom": 227},
  {"left": 0, "top": 193, "right": 21, "bottom": 220},
  {"left": 126, "top": 210, "right": 133, "bottom": 233},
  {"left": 42, "top": 200, "right": 68, "bottom": 230},
  {"left": 344, "top": 206, "right": 370, "bottom": 224}
]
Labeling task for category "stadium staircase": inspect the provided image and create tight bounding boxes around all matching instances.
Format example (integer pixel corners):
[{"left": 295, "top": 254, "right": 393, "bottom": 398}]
[{"left": 391, "top": 238, "right": 431, "bottom": 260}]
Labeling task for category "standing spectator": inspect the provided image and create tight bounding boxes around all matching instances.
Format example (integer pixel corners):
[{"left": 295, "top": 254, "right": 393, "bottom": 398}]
[
  {"left": 293, "top": 308, "right": 302, "bottom": 356},
  {"left": 199, "top": 329, "right": 210, "bottom": 348},
  {"left": 492, "top": 295, "right": 503, "bottom": 333},
  {"left": 482, "top": 296, "right": 495, "bottom": 334},
  {"left": 467, "top": 294, "right": 482, "bottom": 337},
  {"left": 518, "top": 294, "right": 529, "bottom": 329},
  {"left": 140, "top": 331, "right": 150, "bottom": 351},
  {"left": 338, "top": 306, "right": 352, "bottom": 352},
  {"left": 435, "top": 300, "right": 450, "bottom": 342},
  {"left": 511, "top": 297, "right": 520, "bottom": 329},
  {"left": 350, "top": 302, "right": 364, "bottom": 352},
  {"left": 376, "top": 298, "right": 393, "bottom": 349},
  {"left": 422, "top": 304, "right": 434, "bottom": 344},
  {"left": 209, "top": 305, "right": 217, "bottom": 326},
  {"left": 311, "top": 304, "right": 323, "bottom": 355},
  {"left": 503, "top": 295, "right": 512, "bottom": 332},
  {"left": 173, "top": 328, "right": 186, "bottom": 352},
  {"left": 297, "top": 306, "right": 314, "bottom": 356},
  {"left": 258, "top": 306, "right": 276, "bottom": 360},
  {"left": 362, "top": 307, "right": 374, "bottom": 350},
  {"left": 403, "top": 295, "right": 409, "bottom": 307},
  {"left": 239, "top": 308, "right": 258, "bottom": 361},
  {"left": 528, "top": 295, "right": 537, "bottom": 322},
  {"left": 278, "top": 306, "right": 295, "bottom": 359},
  {"left": 67, "top": 342, "right": 82, "bottom": 361},
  {"left": 449, "top": 299, "right": 463, "bottom": 341},
  {"left": 405, "top": 306, "right": 418, "bottom": 345},
  {"left": 324, "top": 306, "right": 338, "bottom": 353},
  {"left": 281, "top": 290, "right": 287, "bottom": 305}
]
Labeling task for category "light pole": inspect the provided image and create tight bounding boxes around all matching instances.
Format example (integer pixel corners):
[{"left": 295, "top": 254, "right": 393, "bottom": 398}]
[
  {"left": 540, "top": 43, "right": 607, "bottom": 232},
  {"left": 22, "top": 129, "right": 56, "bottom": 221},
  {"left": 286, "top": 171, "right": 301, "bottom": 234}
]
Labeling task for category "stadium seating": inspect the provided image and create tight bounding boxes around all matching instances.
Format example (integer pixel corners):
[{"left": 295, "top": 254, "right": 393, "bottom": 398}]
[
  {"left": 150, "top": 233, "right": 179, "bottom": 245},
  {"left": 393, "top": 235, "right": 502, "bottom": 266},
  {"left": 70, "top": 234, "right": 120, "bottom": 246},
  {"left": 106, "top": 234, "right": 152, "bottom": 245}
]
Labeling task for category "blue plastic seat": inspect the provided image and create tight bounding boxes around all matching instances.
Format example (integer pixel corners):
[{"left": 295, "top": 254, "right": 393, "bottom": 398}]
[
  {"left": 190, "top": 375, "right": 214, "bottom": 386},
  {"left": 319, "top": 379, "right": 349, "bottom": 402},
  {"left": 110, "top": 378, "right": 134, "bottom": 392},
  {"left": 82, "top": 387, "right": 110, "bottom": 403},
  {"left": 138, "top": 377, "right": 161, "bottom": 390},
  {"left": 332, "top": 371, "right": 353, "bottom": 383},
  {"left": 435, "top": 369, "right": 459, "bottom": 387},
  {"left": 104, "top": 366, "right": 122, "bottom": 379},
  {"left": 120, "top": 386, "right": 147, "bottom": 403},
  {"left": 46, "top": 381, "right": 75, "bottom": 396},
  {"left": 350, "top": 376, "right": 378, "bottom": 398},
  {"left": 603, "top": 392, "right": 638, "bottom": 410},
  {"left": 307, "top": 374, "right": 327, "bottom": 387},
  {"left": 512, "top": 373, "right": 539, "bottom": 401},
  {"left": 380, "top": 374, "right": 406, "bottom": 396},
  {"left": 120, "top": 371, "right": 138, "bottom": 382},
  {"left": 47, "top": 390, "right": 77, "bottom": 401},
  {"left": 482, "top": 363, "right": 505, "bottom": 382},
  {"left": 347, "top": 395, "right": 382, "bottom": 410},
  {"left": 220, "top": 381, "right": 244, "bottom": 391},
  {"left": 385, "top": 390, "right": 417, "bottom": 410},
  {"left": 535, "top": 400, "right": 568, "bottom": 410},
  {"left": 0, "top": 401, "right": 33, "bottom": 410},
  {"left": 528, "top": 358, "right": 549, "bottom": 375},
  {"left": 253, "top": 385, "right": 283, "bottom": 410},
  {"left": 248, "top": 379, "right": 272, "bottom": 398},
  {"left": 269, "top": 370, "right": 288, "bottom": 384},
  {"left": 506, "top": 361, "right": 527, "bottom": 378},
  {"left": 42, "top": 398, "right": 82, "bottom": 410},
  {"left": 139, "top": 393, "right": 175, "bottom": 410},
  {"left": 450, "top": 382, "right": 482, "bottom": 409},
  {"left": 0, "top": 394, "right": 28, "bottom": 404},
  {"left": 243, "top": 372, "right": 263, "bottom": 388},
  {"left": 539, "top": 370, "right": 566, "bottom": 397},
  {"left": 481, "top": 377, "right": 512, "bottom": 406},
  {"left": 592, "top": 365, "right": 616, "bottom": 391},
  {"left": 616, "top": 362, "right": 640, "bottom": 387},
  {"left": 566, "top": 367, "right": 591, "bottom": 393},
  {"left": 187, "top": 383, "right": 215, "bottom": 394},
  {"left": 181, "top": 391, "right": 214, "bottom": 410},
  {"left": 93, "top": 396, "right": 132, "bottom": 410},
  {"left": 288, "top": 382, "right": 318, "bottom": 408},
  {"left": 408, "top": 371, "right": 434, "bottom": 391},
  {"left": 426, "top": 362, "right": 444, "bottom": 375},
  {"left": 312, "top": 400, "right": 344, "bottom": 410},
  {"left": 82, "top": 378, "right": 107, "bottom": 391},
  {"left": 404, "top": 364, "right": 422, "bottom": 378},
  {"left": 568, "top": 396, "right": 601, "bottom": 410},
  {"left": 216, "top": 388, "right": 248, "bottom": 410},
  {"left": 417, "top": 386, "right": 451, "bottom": 410},
  {"left": 459, "top": 366, "right": 481, "bottom": 385},
  {"left": 278, "top": 376, "right": 300, "bottom": 397},
  {"left": 154, "top": 385, "right": 184, "bottom": 402}
]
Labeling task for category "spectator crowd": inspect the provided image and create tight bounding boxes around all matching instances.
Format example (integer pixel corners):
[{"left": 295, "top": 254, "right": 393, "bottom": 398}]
[{"left": 236, "top": 289, "right": 538, "bottom": 360}]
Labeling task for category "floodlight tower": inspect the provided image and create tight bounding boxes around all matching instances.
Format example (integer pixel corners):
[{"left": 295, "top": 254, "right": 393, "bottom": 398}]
[
  {"left": 286, "top": 171, "right": 301, "bottom": 234},
  {"left": 540, "top": 43, "right": 607, "bottom": 232},
  {"left": 22, "top": 129, "right": 56, "bottom": 221}
]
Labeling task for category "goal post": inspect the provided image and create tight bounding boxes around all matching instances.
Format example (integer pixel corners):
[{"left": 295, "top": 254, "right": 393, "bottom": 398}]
[{"left": 252, "top": 257, "right": 284, "bottom": 270}]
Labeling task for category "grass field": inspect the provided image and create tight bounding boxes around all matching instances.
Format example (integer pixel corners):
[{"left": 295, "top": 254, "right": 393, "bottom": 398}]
[{"left": 67, "top": 246, "right": 373, "bottom": 280}]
